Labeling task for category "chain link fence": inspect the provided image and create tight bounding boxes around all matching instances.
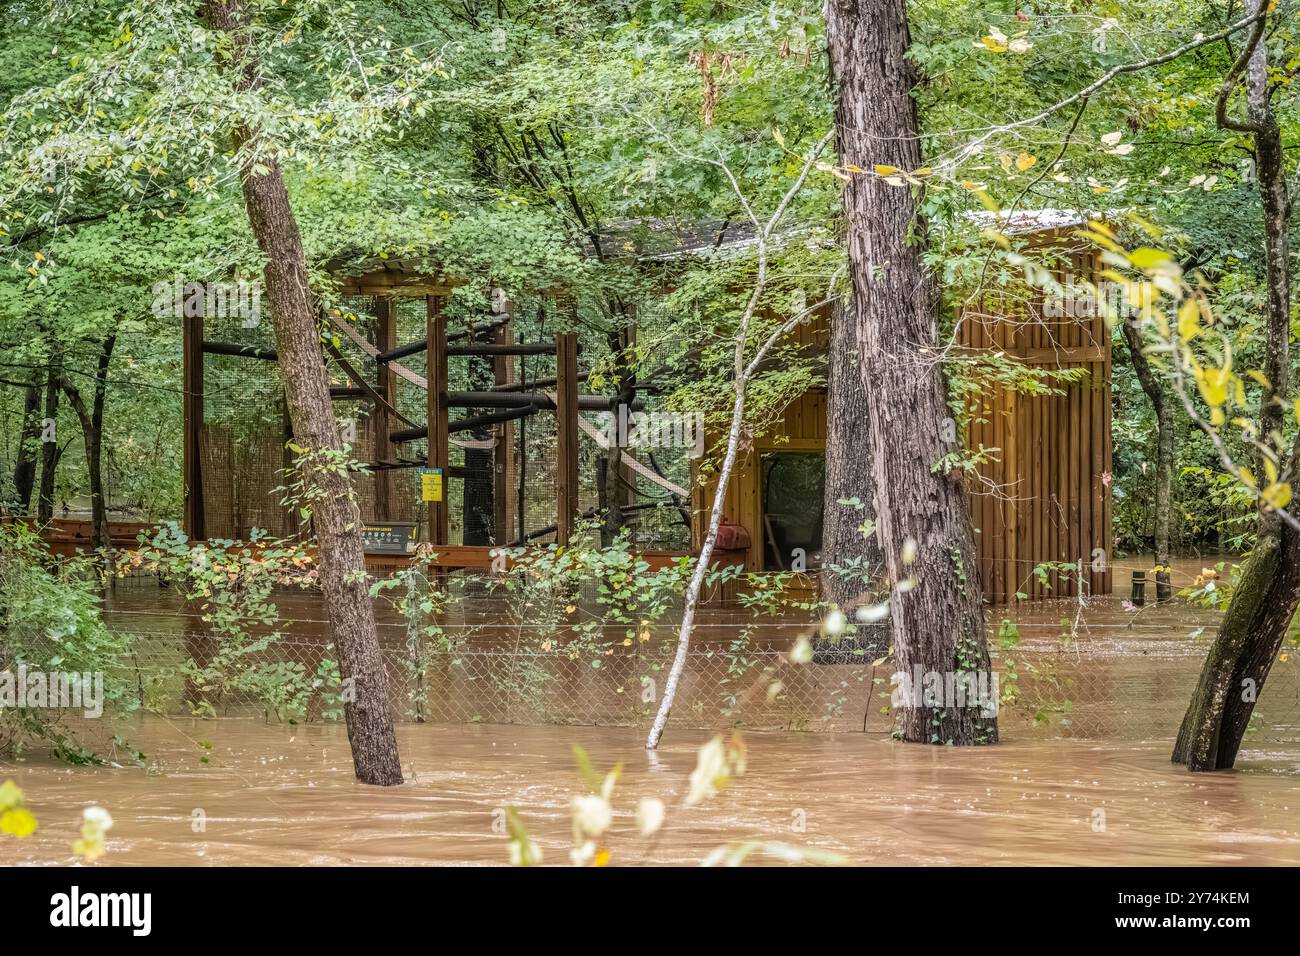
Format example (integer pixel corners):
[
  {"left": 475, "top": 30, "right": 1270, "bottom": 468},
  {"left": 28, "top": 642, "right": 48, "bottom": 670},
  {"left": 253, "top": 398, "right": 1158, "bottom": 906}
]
[{"left": 79, "top": 577, "right": 1300, "bottom": 745}]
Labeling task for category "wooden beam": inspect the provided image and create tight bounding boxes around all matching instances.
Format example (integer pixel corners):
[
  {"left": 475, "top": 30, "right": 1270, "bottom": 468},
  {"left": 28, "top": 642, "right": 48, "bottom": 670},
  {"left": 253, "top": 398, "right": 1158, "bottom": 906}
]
[
  {"left": 373, "top": 298, "right": 396, "bottom": 520},
  {"left": 182, "top": 309, "right": 205, "bottom": 539},
  {"left": 1017, "top": 345, "right": 1108, "bottom": 366},
  {"left": 555, "top": 319, "right": 580, "bottom": 547},
  {"left": 334, "top": 273, "right": 457, "bottom": 297},
  {"left": 948, "top": 344, "right": 1108, "bottom": 365},
  {"left": 426, "top": 294, "right": 450, "bottom": 546}
]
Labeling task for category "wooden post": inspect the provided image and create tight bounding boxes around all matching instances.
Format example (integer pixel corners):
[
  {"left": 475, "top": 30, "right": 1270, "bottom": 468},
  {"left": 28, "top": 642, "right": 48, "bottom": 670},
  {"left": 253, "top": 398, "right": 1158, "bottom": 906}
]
[
  {"left": 373, "top": 297, "right": 395, "bottom": 520},
  {"left": 492, "top": 291, "right": 517, "bottom": 543},
  {"left": 555, "top": 306, "right": 580, "bottom": 546},
  {"left": 426, "top": 293, "right": 449, "bottom": 546},
  {"left": 182, "top": 308, "right": 205, "bottom": 539}
]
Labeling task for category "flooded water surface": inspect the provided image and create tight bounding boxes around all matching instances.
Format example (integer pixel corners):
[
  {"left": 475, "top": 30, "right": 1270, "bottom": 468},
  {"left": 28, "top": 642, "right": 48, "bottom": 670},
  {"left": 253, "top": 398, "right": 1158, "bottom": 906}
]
[
  {"left": 5, "top": 717, "right": 1300, "bottom": 866},
  {"left": 6, "top": 554, "right": 1300, "bottom": 867}
]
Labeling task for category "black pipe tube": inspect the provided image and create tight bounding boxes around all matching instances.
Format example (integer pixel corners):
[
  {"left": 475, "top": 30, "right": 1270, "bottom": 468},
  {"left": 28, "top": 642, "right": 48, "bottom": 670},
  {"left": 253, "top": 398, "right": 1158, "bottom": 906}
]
[
  {"left": 201, "top": 341, "right": 278, "bottom": 361},
  {"left": 446, "top": 342, "right": 558, "bottom": 357}
]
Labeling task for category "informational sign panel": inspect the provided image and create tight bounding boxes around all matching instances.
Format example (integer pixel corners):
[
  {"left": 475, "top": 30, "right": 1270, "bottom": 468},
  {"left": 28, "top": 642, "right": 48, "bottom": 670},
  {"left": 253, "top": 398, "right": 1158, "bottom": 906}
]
[
  {"left": 361, "top": 522, "right": 418, "bottom": 555},
  {"left": 421, "top": 467, "right": 443, "bottom": 503}
]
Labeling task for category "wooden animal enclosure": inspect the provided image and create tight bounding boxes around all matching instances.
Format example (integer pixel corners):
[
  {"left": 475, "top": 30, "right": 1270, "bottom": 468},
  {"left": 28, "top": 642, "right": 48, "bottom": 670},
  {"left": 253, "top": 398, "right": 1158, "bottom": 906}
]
[
  {"left": 177, "top": 221, "right": 1111, "bottom": 600},
  {"left": 958, "top": 237, "right": 1112, "bottom": 601},
  {"left": 181, "top": 259, "right": 585, "bottom": 562},
  {"left": 692, "top": 223, "right": 1112, "bottom": 603}
]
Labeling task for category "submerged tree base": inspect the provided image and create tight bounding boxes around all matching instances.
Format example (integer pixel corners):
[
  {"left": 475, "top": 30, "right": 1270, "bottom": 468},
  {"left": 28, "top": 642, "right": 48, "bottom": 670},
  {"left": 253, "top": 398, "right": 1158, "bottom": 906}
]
[{"left": 1173, "top": 528, "right": 1300, "bottom": 771}]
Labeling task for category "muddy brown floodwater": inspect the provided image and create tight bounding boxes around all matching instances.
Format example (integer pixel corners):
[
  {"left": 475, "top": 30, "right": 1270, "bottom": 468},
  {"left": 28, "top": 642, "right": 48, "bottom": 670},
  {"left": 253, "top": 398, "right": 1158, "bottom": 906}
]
[
  {"left": 5, "top": 717, "right": 1300, "bottom": 866},
  {"left": 5, "top": 551, "right": 1300, "bottom": 867}
]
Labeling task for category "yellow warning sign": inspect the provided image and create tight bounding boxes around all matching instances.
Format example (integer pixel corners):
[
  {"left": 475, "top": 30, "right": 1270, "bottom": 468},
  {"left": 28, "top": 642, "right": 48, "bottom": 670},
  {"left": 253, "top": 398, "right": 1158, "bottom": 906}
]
[{"left": 421, "top": 468, "right": 443, "bottom": 502}]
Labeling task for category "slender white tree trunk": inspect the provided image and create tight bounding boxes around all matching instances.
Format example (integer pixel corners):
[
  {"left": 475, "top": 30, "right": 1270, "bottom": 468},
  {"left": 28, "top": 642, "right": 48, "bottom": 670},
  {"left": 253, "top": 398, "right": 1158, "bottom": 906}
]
[
  {"left": 645, "top": 392, "right": 747, "bottom": 749},
  {"left": 641, "top": 130, "right": 833, "bottom": 750}
]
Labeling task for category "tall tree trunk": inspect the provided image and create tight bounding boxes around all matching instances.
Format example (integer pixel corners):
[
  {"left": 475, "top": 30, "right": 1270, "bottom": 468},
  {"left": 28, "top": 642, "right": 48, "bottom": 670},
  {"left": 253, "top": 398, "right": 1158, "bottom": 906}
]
[
  {"left": 1175, "top": 0, "right": 1295, "bottom": 770},
  {"left": 60, "top": 335, "right": 115, "bottom": 557},
  {"left": 202, "top": 0, "right": 402, "bottom": 786},
  {"left": 825, "top": 0, "right": 997, "bottom": 744},
  {"left": 1247, "top": 15, "right": 1289, "bottom": 474},
  {"left": 821, "top": 294, "right": 880, "bottom": 609},
  {"left": 1121, "top": 319, "right": 1174, "bottom": 599},
  {"left": 12, "top": 376, "right": 40, "bottom": 513},
  {"left": 37, "top": 358, "right": 61, "bottom": 524},
  {"left": 818, "top": 294, "right": 884, "bottom": 662}
]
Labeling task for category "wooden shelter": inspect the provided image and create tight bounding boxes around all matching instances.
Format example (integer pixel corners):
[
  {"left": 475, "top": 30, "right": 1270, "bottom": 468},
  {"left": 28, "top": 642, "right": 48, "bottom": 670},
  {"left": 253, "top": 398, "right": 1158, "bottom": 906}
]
[
  {"left": 692, "top": 213, "right": 1113, "bottom": 603},
  {"left": 179, "top": 214, "right": 1112, "bottom": 599},
  {"left": 181, "top": 259, "right": 585, "bottom": 565}
]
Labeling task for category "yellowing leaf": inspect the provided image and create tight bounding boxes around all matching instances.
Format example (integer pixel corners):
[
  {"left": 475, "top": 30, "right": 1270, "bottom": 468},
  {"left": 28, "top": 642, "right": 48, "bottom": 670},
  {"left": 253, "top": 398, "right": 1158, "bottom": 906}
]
[
  {"left": 873, "top": 164, "right": 899, "bottom": 176},
  {"left": 1015, "top": 152, "right": 1037, "bottom": 171},
  {"left": 1128, "top": 248, "right": 1171, "bottom": 270},
  {"left": 0, "top": 808, "right": 36, "bottom": 838},
  {"left": 1262, "top": 482, "right": 1293, "bottom": 511},
  {"left": 1177, "top": 298, "right": 1201, "bottom": 341}
]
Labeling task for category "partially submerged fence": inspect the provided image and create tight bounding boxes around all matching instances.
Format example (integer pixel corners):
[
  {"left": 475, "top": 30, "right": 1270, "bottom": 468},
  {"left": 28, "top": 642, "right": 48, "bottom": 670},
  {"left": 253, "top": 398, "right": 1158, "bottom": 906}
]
[{"left": 82, "top": 584, "right": 1300, "bottom": 746}]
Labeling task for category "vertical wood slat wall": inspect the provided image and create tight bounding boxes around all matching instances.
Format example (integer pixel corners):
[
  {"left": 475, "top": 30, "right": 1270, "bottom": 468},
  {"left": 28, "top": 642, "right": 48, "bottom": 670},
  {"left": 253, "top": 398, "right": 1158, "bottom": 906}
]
[
  {"left": 959, "top": 241, "right": 1112, "bottom": 602},
  {"left": 692, "top": 239, "right": 1113, "bottom": 604}
]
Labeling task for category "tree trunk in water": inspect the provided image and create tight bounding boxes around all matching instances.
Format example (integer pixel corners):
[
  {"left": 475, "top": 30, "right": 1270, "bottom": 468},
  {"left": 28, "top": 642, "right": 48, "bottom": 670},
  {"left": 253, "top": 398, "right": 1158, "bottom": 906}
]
[
  {"left": 1120, "top": 319, "right": 1173, "bottom": 600},
  {"left": 37, "top": 360, "right": 60, "bottom": 524},
  {"left": 826, "top": 0, "right": 996, "bottom": 744},
  {"left": 1173, "top": 521, "right": 1300, "bottom": 768},
  {"left": 12, "top": 377, "right": 40, "bottom": 513},
  {"left": 1175, "top": 0, "right": 1295, "bottom": 770},
  {"left": 202, "top": 0, "right": 403, "bottom": 786}
]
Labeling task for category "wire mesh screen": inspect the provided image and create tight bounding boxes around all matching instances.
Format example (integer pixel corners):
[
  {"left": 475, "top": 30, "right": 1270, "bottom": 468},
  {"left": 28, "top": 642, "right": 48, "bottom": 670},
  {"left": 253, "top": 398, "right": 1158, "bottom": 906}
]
[
  {"left": 198, "top": 308, "right": 289, "bottom": 540},
  {"left": 74, "top": 576, "right": 1300, "bottom": 746}
]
